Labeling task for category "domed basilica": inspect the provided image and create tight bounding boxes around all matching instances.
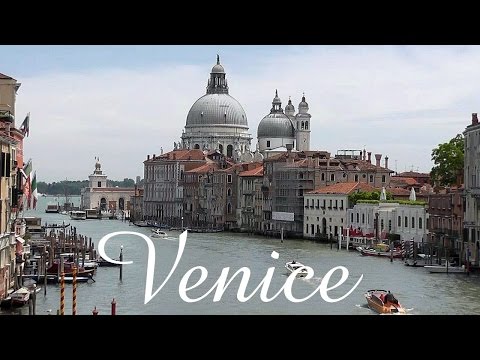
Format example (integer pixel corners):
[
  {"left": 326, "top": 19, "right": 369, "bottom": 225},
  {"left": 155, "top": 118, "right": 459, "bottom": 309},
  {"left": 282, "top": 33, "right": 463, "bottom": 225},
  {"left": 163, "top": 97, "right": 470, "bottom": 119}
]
[
  {"left": 180, "top": 55, "right": 252, "bottom": 160},
  {"left": 179, "top": 56, "right": 311, "bottom": 160}
]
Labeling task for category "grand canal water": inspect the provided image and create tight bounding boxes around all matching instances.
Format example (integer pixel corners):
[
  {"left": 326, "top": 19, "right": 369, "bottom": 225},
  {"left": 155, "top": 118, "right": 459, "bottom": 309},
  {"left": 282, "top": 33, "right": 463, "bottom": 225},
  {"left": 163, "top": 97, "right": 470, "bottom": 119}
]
[{"left": 5, "top": 195, "right": 480, "bottom": 315}]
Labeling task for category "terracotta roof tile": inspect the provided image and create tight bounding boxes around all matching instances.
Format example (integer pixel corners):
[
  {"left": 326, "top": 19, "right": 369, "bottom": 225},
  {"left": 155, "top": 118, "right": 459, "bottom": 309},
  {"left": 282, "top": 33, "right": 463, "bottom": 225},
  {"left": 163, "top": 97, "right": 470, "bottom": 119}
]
[
  {"left": 185, "top": 163, "right": 218, "bottom": 174},
  {"left": 239, "top": 166, "right": 264, "bottom": 177}
]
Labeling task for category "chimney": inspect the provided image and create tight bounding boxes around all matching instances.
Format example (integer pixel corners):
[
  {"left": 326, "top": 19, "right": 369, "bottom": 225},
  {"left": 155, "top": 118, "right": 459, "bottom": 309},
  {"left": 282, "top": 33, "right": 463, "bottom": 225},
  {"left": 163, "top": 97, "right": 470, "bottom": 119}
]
[
  {"left": 153, "top": 154, "right": 156, "bottom": 159},
  {"left": 375, "top": 154, "right": 382, "bottom": 167},
  {"left": 161, "top": 147, "right": 163, "bottom": 155},
  {"left": 473, "top": 113, "right": 478, "bottom": 125},
  {"left": 367, "top": 152, "right": 372, "bottom": 163},
  {"left": 147, "top": 155, "right": 150, "bottom": 160},
  {"left": 384, "top": 156, "right": 389, "bottom": 169},
  {"left": 362, "top": 149, "right": 366, "bottom": 161}
]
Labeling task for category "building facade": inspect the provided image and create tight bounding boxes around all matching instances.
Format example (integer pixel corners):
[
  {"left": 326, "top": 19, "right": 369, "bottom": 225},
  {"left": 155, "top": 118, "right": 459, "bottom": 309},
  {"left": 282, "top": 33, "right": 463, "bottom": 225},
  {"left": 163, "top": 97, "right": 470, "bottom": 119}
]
[
  {"left": 463, "top": 113, "right": 480, "bottom": 265},
  {"left": 80, "top": 159, "right": 135, "bottom": 212}
]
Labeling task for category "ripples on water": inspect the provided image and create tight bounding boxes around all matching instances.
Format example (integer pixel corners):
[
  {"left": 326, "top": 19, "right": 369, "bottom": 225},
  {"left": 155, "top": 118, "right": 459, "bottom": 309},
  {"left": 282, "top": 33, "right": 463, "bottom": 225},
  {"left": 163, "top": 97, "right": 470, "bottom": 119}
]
[{"left": 4, "top": 196, "right": 480, "bottom": 315}]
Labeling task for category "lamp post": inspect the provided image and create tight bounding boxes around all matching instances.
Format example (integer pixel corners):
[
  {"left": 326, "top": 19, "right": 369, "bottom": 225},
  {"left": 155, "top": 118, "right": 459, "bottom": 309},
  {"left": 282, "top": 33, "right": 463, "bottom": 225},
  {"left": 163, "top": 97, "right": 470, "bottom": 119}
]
[
  {"left": 119, "top": 245, "right": 123, "bottom": 281},
  {"left": 181, "top": 216, "right": 184, "bottom": 231}
]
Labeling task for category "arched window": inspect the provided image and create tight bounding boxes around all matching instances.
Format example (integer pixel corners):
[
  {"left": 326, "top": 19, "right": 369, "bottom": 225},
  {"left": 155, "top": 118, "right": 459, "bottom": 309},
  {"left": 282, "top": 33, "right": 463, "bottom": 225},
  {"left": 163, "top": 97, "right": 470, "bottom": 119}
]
[
  {"left": 305, "top": 121, "right": 308, "bottom": 130},
  {"left": 100, "top": 198, "right": 107, "bottom": 210},
  {"left": 219, "top": 144, "right": 223, "bottom": 154},
  {"left": 227, "top": 144, "right": 233, "bottom": 157},
  {"left": 194, "top": 144, "right": 200, "bottom": 149},
  {"left": 227, "top": 188, "right": 232, "bottom": 197},
  {"left": 118, "top": 198, "right": 125, "bottom": 210},
  {"left": 227, "top": 203, "right": 232, "bottom": 214},
  {"left": 419, "top": 217, "right": 423, "bottom": 229},
  {"left": 301, "top": 121, "right": 305, "bottom": 130}
]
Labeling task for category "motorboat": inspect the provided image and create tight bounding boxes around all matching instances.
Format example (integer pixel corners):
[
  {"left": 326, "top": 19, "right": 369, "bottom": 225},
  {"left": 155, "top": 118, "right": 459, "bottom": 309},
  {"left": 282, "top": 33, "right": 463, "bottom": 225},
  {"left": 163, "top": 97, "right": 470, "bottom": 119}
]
[
  {"left": 151, "top": 228, "right": 168, "bottom": 238},
  {"left": 424, "top": 264, "right": 467, "bottom": 274},
  {"left": 285, "top": 261, "right": 309, "bottom": 277},
  {"left": 10, "top": 287, "right": 30, "bottom": 306},
  {"left": 364, "top": 289, "right": 406, "bottom": 314}
]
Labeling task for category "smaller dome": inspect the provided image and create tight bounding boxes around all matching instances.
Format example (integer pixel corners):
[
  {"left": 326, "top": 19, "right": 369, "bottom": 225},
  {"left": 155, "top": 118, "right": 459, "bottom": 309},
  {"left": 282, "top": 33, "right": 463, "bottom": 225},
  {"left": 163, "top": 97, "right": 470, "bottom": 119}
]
[
  {"left": 257, "top": 113, "right": 295, "bottom": 138},
  {"left": 211, "top": 64, "right": 225, "bottom": 74},
  {"left": 285, "top": 97, "right": 295, "bottom": 112}
]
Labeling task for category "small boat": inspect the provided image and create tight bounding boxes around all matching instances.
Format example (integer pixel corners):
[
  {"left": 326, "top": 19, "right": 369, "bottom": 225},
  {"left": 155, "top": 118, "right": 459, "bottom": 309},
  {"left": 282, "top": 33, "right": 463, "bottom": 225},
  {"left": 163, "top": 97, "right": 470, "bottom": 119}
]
[
  {"left": 70, "top": 210, "right": 87, "bottom": 220},
  {"left": 96, "top": 257, "right": 121, "bottom": 267},
  {"left": 357, "top": 246, "right": 403, "bottom": 259},
  {"left": 151, "top": 229, "right": 168, "bottom": 238},
  {"left": 364, "top": 289, "right": 406, "bottom": 314},
  {"left": 285, "top": 261, "right": 309, "bottom": 277},
  {"left": 424, "top": 264, "right": 467, "bottom": 273},
  {"left": 45, "top": 203, "right": 60, "bottom": 213},
  {"left": 10, "top": 287, "right": 30, "bottom": 306}
]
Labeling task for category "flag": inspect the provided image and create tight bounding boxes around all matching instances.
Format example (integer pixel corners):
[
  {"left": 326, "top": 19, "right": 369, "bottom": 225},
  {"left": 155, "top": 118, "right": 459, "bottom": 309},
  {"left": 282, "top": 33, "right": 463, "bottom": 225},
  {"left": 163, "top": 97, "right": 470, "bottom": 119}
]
[
  {"left": 22, "top": 159, "right": 33, "bottom": 208},
  {"left": 20, "top": 113, "right": 30, "bottom": 137},
  {"left": 31, "top": 172, "right": 38, "bottom": 210}
]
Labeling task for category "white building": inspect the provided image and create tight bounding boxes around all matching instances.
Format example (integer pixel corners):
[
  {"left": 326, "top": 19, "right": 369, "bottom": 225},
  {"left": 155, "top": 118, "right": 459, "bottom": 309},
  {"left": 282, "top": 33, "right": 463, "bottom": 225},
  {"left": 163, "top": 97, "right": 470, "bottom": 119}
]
[
  {"left": 80, "top": 159, "right": 135, "bottom": 212},
  {"left": 347, "top": 201, "right": 429, "bottom": 243},
  {"left": 304, "top": 182, "right": 376, "bottom": 239}
]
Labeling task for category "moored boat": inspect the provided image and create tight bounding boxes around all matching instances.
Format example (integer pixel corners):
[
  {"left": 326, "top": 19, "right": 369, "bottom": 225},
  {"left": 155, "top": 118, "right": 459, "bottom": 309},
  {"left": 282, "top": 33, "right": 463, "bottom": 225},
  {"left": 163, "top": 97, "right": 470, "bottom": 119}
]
[
  {"left": 364, "top": 289, "right": 406, "bottom": 314},
  {"left": 70, "top": 210, "right": 87, "bottom": 220},
  {"left": 10, "top": 287, "right": 30, "bottom": 306},
  {"left": 285, "top": 261, "right": 309, "bottom": 277},
  {"left": 357, "top": 246, "right": 403, "bottom": 259}
]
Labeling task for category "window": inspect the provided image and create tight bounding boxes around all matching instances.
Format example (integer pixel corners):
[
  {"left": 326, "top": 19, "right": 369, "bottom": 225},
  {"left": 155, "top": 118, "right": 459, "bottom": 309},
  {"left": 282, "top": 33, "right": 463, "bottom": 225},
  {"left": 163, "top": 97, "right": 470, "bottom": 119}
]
[
  {"left": 382, "top": 175, "right": 386, "bottom": 183},
  {"left": 369, "top": 175, "right": 374, "bottom": 183},
  {"left": 98, "top": 181, "right": 101, "bottom": 187},
  {"left": 340, "top": 200, "right": 344, "bottom": 209},
  {"left": 405, "top": 216, "right": 408, "bottom": 228},
  {"left": 227, "top": 174, "right": 232, "bottom": 183},
  {"left": 412, "top": 217, "right": 415, "bottom": 228},
  {"left": 388, "top": 220, "right": 392, "bottom": 232},
  {"left": 356, "top": 213, "right": 359, "bottom": 222},
  {"left": 398, "top": 216, "right": 401, "bottom": 227},
  {"left": 381, "top": 219, "right": 384, "bottom": 230},
  {"left": 266, "top": 140, "right": 270, "bottom": 147},
  {"left": 362, "top": 213, "right": 365, "bottom": 224},
  {"left": 330, "top": 174, "right": 335, "bottom": 182},
  {"left": 305, "top": 121, "right": 309, "bottom": 130},
  {"left": 227, "top": 203, "right": 232, "bottom": 214},
  {"left": 321, "top": 173, "right": 325, "bottom": 181},
  {"left": 305, "top": 224, "right": 308, "bottom": 233},
  {"left": 227, "top": 188, "right": 232, "bottom": 197},
  {"left": 351, "top": 213, "right": 354, "bottom": 222},
  {"left": 354, "top": 174, "right": 359, "bottom": 182},
  {"left": 419, "top": 217, "right": 423, "bottom": 229},
  {"left": 335, "top": 200, "right": 338, "bottom": 208},
  {"left": 329, "top": 199, "right": 332, "bottom": 208},
  {"left": 323, "top": 199, "right": 326, "bottom": 208}
]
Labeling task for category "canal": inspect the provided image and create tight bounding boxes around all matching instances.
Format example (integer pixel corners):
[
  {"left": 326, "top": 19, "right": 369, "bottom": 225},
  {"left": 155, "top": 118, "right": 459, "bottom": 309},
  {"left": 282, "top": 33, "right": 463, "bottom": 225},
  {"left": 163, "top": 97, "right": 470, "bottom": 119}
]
[{"left": 5, "top": 195, "right": 480, "bottom": 315}]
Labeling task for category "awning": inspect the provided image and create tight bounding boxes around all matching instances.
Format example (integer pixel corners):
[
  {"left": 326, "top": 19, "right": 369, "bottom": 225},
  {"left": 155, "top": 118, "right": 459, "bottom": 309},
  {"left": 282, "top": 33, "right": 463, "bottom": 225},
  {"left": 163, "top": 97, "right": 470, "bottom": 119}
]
[{"left": 16, "top": 237, "right": 25, "bottom": 244}]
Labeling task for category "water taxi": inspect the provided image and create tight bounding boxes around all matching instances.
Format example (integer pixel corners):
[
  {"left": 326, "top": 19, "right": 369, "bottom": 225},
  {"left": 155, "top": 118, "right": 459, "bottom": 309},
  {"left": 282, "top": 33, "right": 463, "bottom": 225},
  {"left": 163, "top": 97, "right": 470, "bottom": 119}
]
[
  {"left": 364, "top": 289, "right": 406, "bottom": 314},
  {"left": 285, "top": 261, "right": 309, "bottom": 277}
]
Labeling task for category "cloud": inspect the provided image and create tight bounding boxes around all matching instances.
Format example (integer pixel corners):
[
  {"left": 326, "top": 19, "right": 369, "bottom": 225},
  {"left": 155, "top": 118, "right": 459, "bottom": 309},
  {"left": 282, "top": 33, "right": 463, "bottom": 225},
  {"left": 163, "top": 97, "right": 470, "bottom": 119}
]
[{"left": 14, "top": 45, "right": 478, "bottom": 182}]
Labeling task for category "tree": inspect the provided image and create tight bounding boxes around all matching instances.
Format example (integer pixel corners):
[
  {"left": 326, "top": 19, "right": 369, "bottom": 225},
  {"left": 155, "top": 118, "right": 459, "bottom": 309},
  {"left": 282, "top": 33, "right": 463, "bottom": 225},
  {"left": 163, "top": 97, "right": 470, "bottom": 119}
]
[{"left": 431, "top": 134, "right": 464, "bottom": 186}]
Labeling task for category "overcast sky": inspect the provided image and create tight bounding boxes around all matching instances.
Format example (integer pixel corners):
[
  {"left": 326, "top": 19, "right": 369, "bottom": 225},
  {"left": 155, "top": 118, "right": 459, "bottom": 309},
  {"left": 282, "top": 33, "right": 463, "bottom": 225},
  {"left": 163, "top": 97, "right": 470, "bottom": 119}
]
[{"left": 1, "top": 45, "right": 474, "bottom": 183}]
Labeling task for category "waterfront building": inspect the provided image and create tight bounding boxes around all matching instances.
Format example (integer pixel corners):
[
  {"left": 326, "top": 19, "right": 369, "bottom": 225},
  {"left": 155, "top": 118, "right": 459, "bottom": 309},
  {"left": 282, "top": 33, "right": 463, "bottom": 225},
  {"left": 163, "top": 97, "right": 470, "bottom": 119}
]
[
  {"left": 262, "top": 147, "right": 393, "bottom": 237},
  {"left": 347, "top": 201, "right": 429, "bottom": 244},
  {"left": 427, "top": 186, "right": 464, "bottom": 257},
  {"left": 80, "top": 159, "right": 135, "bottom": 213},
  {"left": 180, "top": 56, "right": 252, "bottom": 160},
  {"left": 463, "top": 113, "right": 480, "bottom": 265},
  {"left": 238, "top": 165, "right": 264, "bottom": 232},
  {"left": 143, "top": 149, "right": 206, "bottom": 224},
  {"left": 0, "top": 72, "right": 27, "bottom": 300},
  {"left": 304, "top": 182, "right": 376, "bottom": 240}
]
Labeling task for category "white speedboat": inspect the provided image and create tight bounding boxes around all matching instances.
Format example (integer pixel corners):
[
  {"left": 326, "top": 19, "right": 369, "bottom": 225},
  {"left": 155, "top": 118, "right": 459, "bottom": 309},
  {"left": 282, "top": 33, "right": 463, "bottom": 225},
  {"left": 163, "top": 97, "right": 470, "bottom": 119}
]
[
  {"left": 285, "top": 261, "right": 309, "bottom": 277},
  {"left": 151, "top": 229, "right": 168, "bottom": 238},
  {"left": 70, "top": 210, "right": 86, "bottom": 220},
  {"left": 424, "top": 264, "right": 467, "bottom": 273}
]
